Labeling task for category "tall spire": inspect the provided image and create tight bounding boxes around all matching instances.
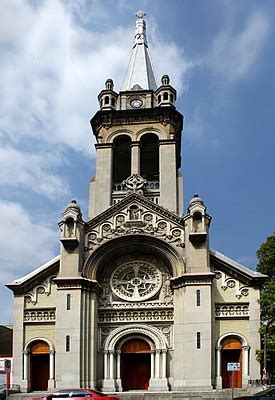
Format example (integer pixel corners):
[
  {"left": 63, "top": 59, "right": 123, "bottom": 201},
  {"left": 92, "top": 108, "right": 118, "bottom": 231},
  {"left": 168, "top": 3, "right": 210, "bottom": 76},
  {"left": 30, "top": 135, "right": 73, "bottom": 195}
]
[{"left": 121, "top": 11, "right": 157, "bottom": 91}]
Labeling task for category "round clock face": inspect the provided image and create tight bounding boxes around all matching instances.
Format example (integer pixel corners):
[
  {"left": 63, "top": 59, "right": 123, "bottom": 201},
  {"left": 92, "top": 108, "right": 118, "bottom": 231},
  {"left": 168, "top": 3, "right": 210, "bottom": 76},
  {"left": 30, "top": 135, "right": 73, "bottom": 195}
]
[{"left": 131, "top": 99, "right": 143, "bottom": 108}]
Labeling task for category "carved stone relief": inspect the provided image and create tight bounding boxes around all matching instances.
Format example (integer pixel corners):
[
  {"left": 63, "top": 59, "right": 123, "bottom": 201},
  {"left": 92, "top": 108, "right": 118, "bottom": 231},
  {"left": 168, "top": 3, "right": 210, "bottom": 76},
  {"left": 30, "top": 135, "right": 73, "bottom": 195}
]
[
  {"left": 215, "top": 303, "right": 249, "bottom": 318},
  {"left": 214, "top": 270, "right": 250, "bottom": 299},
  {"left": 24, "top": 275, "right": 57, "bottom": 305},
  {"left": 98, "top": 324, "right": 173, "bottom": 350},
  {"left": 24, "top": 308, "right": 56, "bottom": 322},
  {"left": 85, "top": 205, "right": 184, "bottom": 252},
  {"left": 99, "top": 254, "right": 173, "bottom": 306}
]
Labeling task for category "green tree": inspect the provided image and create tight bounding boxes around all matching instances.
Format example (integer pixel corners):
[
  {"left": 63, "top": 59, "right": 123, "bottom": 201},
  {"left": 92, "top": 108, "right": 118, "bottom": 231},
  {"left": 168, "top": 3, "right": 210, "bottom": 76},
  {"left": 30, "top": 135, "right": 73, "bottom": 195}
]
[{"left": 256, "top": 233, "right": 275, "bottom": 378}]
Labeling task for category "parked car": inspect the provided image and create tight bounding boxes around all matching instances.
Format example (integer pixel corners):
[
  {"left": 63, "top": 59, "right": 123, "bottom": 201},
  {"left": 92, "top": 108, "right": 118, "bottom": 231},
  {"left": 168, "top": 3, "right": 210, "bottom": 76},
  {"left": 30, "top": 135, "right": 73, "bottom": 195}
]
[
  {"left": 235, "top": 387, "right": 275, "bottom": 399},
  {"left": 40, "top": 389, "right": 118, "bottom": 400}
]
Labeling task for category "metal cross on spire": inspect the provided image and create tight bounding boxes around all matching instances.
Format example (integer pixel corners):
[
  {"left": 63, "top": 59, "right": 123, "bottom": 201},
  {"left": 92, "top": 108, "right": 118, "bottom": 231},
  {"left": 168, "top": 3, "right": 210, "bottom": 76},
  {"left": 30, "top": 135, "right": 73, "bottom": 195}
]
[{"left": 136, "top": 10, "right": 146, "bottom": 19}]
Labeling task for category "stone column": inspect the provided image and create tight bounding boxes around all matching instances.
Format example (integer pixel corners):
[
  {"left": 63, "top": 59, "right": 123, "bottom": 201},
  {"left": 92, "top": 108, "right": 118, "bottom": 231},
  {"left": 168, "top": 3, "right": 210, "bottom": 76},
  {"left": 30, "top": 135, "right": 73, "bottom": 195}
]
[
  {"left": 116, "top": 351, "right": 121, "bottom": 379},
  {"left": 116, "top": 350, "right": 122, "bottom": 392},
  {"left": 155, "top": 350, "right": 161, "bottom": 379},
  {"left": 23, "top": 350, "right": 29, "bottom": 381},
  {"left": 109, "top": 351, "right": 114, "bottom": 380},
  {"left": 215, "top": 346, "right": 222, "bottom": 389},
  {"left": 150, "top": 351, "right": 155, "bottom": 378},
  {"left": 161, "top": 350, "right": 167, "bottom": 379},
  {"left": 131, "top": 142, "right": 140, "bottom": 175},
  {"left": 242, "top": 346, "right": 250, "bottom": 385},
  {"left": 159, "top": 140, "right": 177, "bottom": 213},
  {"left": 48, "top": 350, "right": 55, "bottom": 388},
  {"left": 104, "top": 351, "right": 108, "bottom": 379},
  {"left": 93, "top": 144, "right": 113, "bottom": 216}
]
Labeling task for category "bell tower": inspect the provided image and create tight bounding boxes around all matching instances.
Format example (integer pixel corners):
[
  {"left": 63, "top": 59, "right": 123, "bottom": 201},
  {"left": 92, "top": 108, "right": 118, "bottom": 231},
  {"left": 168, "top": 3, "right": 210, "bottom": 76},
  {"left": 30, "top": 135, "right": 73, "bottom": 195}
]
[{"left": 89, "top": 11, "right": 184, "bottom": 218}]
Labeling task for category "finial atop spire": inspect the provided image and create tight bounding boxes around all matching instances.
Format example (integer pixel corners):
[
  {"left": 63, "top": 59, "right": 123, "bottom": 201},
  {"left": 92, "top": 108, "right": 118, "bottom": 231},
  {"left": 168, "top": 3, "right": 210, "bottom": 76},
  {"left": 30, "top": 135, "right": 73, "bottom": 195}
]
[
  {"left": 121, "top": 11, "right": 157, "bottom": 91},
  {"left": 136, "top": 10, "right": 146, "bottom": 19},
  {"left": 134, "top": 10, "right": 147, "bottom": 46}
]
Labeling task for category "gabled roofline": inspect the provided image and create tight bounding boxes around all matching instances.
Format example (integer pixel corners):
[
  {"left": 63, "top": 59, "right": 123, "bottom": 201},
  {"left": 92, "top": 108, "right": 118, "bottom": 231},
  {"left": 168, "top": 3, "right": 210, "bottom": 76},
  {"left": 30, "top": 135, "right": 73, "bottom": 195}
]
[
  {"left": 210, "top": 248, "right": 267, "bottom": 285},
  {"left": 6, "top": 255, "right": 60, "bottom": 291},
  {"left": 86, "top": 192, "right": 183, "bottom": 230}
]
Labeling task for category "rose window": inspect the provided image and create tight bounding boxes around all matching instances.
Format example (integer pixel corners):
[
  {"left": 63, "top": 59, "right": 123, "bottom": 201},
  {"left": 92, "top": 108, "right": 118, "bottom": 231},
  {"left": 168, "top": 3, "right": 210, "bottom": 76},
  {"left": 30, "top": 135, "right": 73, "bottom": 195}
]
[{"left": 110, "top": 261, "right": 162, "bottom": 301}]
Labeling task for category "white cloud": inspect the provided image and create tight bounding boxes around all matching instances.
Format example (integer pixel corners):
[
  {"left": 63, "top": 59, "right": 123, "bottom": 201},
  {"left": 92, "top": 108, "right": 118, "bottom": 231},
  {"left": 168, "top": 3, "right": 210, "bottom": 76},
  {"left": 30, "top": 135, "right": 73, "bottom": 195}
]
[
  {"left": 0, "top": 200, "right": 58, "bottom": 280},
  {"left": 0, "top": 200, "right": 59, "bottom": 324},
  {"left": 0, "top": 0, "right": 189, "bottom": 154},
  {"left": 208, "top": 10, "right": 270, "bottom": 81},
  {"left": 0, "top": 146, "right": 70, "bottom": 200}
]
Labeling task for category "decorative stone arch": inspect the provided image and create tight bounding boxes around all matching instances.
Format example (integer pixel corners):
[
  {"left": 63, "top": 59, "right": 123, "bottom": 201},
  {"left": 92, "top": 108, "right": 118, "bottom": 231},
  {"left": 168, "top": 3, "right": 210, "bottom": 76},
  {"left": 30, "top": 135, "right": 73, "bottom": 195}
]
[
  {"left": 23, "top": 337, "right": 55, "bottom": 390},
  {"left": 83, "top": 234, "right": 184, "bottom": 281},
  {"left": 106, "top": 129, "right": 135, "bottom": 143},
  {"left": 105, "top": 324, "right": 168, "bottom": 351},
  {"left": 102, "top": 324, "right": 169, "bottom": 392},
  {"left": 136, "top": 128, "right": 166, "bottom": 141},
  {"left": 215, "top": 332, "right": 250, "bottom": 389}
]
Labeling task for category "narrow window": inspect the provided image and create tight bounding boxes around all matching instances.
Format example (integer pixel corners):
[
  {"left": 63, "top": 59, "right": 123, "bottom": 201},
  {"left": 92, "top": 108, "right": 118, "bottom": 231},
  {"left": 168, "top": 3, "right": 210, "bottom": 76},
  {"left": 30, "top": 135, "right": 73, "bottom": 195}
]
[
  {"left": 104, "top": 96, "right": 109, "bottom": 105},
  {"left": 158, "top": 94, "right": 161, "bottom": 103},
  {"left": 66, "top": 294, "right": 71, "bottom": 310},
  {"left": 112, "top": 135, "right": 131, "bottom": 183},
  {"left": 196, "top": 289, "right": 201, "bottom": 306},
  {"left": 66, "top": 335, "right": 70, "bottom": 352},
  {"left": 170, "top": 94, "right": 174, "bottom": 102},
  {"left": 197, "top": 332, "right": 201, "bottom": 349},
  {"left": 163, "top": 92, "right": 168, "bottom": 100},
  {"left": 111, "top": 97, "right": 115, "bottom": 107},
  {"left": 140, "top": 133, "right": 159, "bottom": 181}
]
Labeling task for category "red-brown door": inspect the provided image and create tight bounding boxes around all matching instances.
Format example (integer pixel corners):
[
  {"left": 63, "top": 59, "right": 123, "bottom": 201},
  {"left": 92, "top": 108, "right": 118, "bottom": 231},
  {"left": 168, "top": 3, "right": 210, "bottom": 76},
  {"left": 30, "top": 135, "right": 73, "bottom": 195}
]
[
  {"left": 121, "top": 339, "right": 151, "bottom": 390},
  {"left": 30, "top": 341, "right": 50, "bottom": 391},
  {"left": 221, "top": 338, "right": 242, "bottom": 388}
]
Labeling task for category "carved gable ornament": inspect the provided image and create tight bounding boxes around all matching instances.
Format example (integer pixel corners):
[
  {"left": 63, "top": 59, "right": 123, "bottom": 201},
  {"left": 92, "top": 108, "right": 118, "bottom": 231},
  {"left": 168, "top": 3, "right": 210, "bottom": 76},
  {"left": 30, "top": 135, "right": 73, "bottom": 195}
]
[{"left": 85, "top": 193, "right": 184, "bottom": 252}]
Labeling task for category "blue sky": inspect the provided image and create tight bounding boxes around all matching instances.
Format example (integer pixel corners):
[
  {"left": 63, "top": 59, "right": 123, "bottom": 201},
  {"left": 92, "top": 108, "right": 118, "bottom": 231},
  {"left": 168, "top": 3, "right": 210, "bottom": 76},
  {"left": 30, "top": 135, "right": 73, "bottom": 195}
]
[{"left": 0, "top": 0, "right": 274, "bottom": 324}]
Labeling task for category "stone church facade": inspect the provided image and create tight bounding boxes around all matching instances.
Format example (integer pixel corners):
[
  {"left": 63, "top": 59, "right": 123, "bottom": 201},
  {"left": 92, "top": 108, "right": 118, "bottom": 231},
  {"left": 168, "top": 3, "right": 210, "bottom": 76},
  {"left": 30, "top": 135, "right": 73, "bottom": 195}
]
[{"left": 7, "top": 12, "right": 265, "bottom": 393}]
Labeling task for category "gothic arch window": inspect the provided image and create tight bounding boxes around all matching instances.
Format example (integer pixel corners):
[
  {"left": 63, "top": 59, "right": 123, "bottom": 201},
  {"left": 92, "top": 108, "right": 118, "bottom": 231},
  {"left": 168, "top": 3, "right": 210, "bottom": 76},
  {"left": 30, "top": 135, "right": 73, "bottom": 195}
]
[
  {"left": 140, "top": 133, "right": 159, "bottom": 181},
  {"left": 113, "top": 135, "right": 131, "bottom": 183}
]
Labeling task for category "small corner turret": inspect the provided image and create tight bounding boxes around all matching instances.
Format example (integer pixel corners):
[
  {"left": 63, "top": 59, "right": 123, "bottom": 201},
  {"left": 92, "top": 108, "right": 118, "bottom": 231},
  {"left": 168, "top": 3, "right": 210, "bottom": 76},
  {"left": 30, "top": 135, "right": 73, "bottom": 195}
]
[
  {"left": 186, "top": 194, "right": 211, "bottom": 244},
  {"left": 184, "top": 194, "right": 212, "bottom": 273},
  {"left": 155, "top": 75, "right": 176, "bottom": 108},
  {"left": 59, "top": 200, "right": 84, "bottom": 250},
  {"left": 98, "top": 79, "right": 118, "bottom": 111}
]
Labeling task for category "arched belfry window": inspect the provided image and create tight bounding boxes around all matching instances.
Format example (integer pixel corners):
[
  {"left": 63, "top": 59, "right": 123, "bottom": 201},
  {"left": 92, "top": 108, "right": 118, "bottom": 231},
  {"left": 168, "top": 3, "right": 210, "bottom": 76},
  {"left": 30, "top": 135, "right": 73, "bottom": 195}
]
[
  {"left": 140, "top": 133, "right": 159, "bottom": 181},
  {"left": 113, "top": 135, "right": 131, "bottom": 183}
]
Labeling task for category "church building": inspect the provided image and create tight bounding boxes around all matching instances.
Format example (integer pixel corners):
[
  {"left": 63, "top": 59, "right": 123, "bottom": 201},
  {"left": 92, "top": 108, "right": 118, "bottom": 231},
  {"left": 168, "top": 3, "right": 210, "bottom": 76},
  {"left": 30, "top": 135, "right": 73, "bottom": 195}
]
[{"left": 7, "top": 12, "right": 266, "bottom": 393}]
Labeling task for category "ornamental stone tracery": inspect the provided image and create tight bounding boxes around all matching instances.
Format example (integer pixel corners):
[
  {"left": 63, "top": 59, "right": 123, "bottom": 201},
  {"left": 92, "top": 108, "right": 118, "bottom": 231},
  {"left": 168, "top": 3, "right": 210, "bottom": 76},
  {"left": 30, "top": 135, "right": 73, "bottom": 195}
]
[{"left": 111, "top": 260, "right": 162, "bottom": 301}]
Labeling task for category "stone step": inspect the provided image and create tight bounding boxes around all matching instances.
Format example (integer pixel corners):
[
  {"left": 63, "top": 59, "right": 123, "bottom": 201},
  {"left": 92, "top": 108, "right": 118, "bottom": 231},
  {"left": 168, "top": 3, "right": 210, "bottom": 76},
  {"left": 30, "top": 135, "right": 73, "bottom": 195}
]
[{"left": 10, "top": 390, "right": 249, "bottom": 400}]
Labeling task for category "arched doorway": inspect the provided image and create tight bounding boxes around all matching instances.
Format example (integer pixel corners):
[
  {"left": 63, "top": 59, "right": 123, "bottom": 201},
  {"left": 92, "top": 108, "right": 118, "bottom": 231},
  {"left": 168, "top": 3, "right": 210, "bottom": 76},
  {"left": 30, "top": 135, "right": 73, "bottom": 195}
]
[
  {"left": 221, "top": 337, "right": 242, "bottom": 388},
  {"left": 121, "top": 338, "right": 151, "bottom": 390},
  {"left": 30, "top": 341, "right": 50, "bottom": 391}
]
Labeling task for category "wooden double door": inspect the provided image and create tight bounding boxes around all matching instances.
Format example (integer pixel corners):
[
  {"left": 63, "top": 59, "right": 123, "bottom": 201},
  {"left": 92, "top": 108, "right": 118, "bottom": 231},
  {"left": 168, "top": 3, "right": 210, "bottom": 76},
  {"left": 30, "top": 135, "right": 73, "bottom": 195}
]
[
  {"left": 30, "top": 341, "right": 50, "bottom": 391},
  {"left": 221, "top": 337, "right": 242, "bottom": 388},
  {"left": 121, "top": 338, "right": 151, "bottom": 390}
]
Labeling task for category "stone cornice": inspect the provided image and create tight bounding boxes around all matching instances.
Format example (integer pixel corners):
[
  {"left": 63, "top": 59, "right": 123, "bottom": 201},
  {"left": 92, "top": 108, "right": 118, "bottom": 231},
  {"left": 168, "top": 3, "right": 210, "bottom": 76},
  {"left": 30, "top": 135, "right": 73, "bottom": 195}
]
[
  {"left": 86, "top": 192, "right": 183, "bottom": 231},
  {"left": 53, "top": 277, "right": 101, "bottom": 294},
  {"left": 170, "top": 272, "right": 215, "bottom": 289},
  {"left": 90, "top": 107, "right": 183, "bottom": 138}
]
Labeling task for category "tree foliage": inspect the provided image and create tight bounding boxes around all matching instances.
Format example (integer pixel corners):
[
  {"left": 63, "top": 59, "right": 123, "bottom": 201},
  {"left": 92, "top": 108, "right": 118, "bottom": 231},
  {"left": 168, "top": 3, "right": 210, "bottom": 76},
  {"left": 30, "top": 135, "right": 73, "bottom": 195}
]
[{"left": 256, "top": 233, "right": 275, "bottom": 374}]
